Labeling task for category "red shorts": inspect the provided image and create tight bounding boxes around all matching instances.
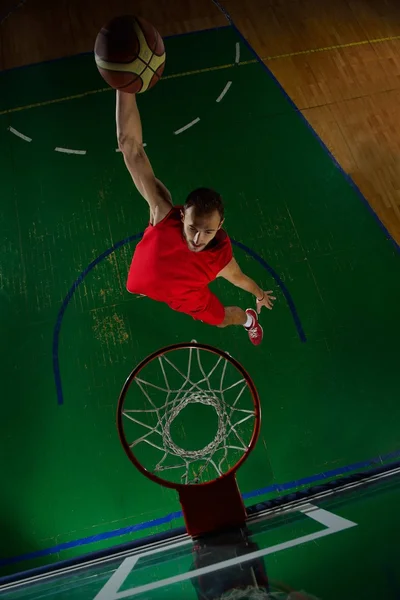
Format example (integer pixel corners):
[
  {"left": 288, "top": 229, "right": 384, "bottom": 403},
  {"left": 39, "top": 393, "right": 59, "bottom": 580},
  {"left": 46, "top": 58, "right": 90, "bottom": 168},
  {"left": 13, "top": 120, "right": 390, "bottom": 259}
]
[{"left": 169, "top": 290, "right": 226, "bottom": 326}]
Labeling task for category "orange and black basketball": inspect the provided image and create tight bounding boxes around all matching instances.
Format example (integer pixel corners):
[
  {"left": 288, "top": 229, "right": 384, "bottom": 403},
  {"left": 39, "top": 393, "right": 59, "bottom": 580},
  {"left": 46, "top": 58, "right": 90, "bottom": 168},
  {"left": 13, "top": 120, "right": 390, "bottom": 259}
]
[{"left": 94, "top": 15, "right": 166, "bottom": 94}]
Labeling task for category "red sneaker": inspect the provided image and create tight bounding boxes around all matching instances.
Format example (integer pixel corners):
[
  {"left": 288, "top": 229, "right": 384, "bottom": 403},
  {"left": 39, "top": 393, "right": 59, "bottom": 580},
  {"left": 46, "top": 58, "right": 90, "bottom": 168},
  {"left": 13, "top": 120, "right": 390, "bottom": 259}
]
[{"left": 245, "top": 309, "right": 263, "bottom": 346}]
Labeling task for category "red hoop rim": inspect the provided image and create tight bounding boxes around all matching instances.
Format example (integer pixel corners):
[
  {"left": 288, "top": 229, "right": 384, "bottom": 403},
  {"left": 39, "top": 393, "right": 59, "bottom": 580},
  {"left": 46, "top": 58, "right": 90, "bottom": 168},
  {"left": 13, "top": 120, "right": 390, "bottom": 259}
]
[{"left": 116, "top": 341, "right": 261, "bottom": 491}]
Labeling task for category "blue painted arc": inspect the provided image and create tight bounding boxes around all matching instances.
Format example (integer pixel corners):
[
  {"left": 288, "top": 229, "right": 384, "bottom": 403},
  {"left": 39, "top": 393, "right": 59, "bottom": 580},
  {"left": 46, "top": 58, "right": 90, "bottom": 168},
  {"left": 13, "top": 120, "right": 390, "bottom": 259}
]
[{"left": 53, "top": 233, "right": 306, "bottom": 406}]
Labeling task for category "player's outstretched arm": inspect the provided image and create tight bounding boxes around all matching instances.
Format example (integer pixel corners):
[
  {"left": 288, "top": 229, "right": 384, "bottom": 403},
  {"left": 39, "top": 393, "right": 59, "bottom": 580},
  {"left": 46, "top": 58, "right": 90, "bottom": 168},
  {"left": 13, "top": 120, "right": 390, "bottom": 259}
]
[
  {"left": 116, "top": 90, "right": 172, "bottom": 224},
  {"left": 217, "top": 257, "right": 276, "bottom": 313}
]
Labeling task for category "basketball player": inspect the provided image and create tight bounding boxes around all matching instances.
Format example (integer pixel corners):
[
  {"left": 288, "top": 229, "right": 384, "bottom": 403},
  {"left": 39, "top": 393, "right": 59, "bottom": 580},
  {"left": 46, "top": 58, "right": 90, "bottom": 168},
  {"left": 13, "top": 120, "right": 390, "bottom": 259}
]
[{"left": 116, "top": 91, "right": 275, "bottom": 345}]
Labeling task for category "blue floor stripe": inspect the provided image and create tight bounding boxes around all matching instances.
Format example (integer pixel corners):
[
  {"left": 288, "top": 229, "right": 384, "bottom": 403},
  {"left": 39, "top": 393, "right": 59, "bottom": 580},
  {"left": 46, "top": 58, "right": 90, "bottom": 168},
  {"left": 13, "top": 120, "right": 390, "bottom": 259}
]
[
  {"left": 1, "top": 449, "right": 399, "bottom": 569},
  {"left": 3, "top": 15, "right": 399, "bottom": 579}
]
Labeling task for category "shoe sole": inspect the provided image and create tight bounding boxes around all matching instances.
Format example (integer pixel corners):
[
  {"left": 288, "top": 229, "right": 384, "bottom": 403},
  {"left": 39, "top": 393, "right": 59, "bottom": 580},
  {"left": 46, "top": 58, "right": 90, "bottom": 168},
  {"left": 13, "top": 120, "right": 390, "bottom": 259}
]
[{"left": 251, "top": 325, "right": 263, "bottom": 345}]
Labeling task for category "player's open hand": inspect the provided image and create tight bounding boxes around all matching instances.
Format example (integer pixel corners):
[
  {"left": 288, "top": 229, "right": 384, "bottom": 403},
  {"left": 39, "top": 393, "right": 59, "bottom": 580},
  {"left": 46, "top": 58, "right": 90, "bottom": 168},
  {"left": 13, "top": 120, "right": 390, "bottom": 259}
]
[{"left": 256, "top": 291, "right": 276, "bottom": 313}]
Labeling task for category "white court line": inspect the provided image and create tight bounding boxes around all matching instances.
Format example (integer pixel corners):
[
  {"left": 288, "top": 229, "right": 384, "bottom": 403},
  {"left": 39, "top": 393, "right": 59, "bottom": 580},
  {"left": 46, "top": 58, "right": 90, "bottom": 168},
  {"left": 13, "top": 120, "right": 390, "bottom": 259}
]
[
  {"left": 93, "top": 503, "right": 357, "bottom": 600},
  {"left": 8, "top": 126, "right": 32, "bottom": 142},
  {"left": 174, "top": 117, "right": 200, "bottom": 135},
  {"left": 216, "top": 81, "right": 232, "bottom": 102},
  {"left": 235, "top": 42, "right": 240, "bottom": 64},
  {"left": 54, "top": 147, "right": 87, "bottom": 155},
  {"left": 93, "top": 537, "right": 191, "bottom": 600}
]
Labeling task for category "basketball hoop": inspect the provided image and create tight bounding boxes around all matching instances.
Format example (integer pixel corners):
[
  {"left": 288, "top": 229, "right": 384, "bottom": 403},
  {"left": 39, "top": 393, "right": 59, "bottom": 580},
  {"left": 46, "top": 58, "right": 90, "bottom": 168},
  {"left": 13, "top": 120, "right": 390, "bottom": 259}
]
[{"left": 116, "top": 341, "right": 261, "bottom": 536}]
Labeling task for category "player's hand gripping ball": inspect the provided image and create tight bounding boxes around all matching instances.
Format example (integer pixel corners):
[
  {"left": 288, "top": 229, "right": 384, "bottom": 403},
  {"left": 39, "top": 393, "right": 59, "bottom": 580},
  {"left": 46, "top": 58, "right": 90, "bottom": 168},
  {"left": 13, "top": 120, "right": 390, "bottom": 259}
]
[{"left": 94, "top": 15, "right": 166, "bottom": 93}]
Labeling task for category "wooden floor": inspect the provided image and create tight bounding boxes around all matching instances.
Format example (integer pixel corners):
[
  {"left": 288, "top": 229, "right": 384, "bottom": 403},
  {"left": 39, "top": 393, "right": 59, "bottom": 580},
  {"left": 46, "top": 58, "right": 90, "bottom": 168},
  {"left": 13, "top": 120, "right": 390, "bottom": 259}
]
[{"left": 1, "top": 0, "right": 400, "bottom": 243}]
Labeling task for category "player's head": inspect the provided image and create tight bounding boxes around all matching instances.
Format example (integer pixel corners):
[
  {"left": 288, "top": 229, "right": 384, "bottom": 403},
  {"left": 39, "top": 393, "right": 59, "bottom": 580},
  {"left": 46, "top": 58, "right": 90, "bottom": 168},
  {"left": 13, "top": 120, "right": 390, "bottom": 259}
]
[{"left": 181, "top": 187, "right": 224, "bottom": 252}]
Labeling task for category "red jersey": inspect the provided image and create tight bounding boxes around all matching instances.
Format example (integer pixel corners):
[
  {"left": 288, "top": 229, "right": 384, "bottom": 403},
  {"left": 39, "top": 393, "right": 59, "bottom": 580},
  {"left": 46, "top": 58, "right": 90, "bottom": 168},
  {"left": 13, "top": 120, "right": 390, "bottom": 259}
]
[{"left": 126, "top": 206, "right": 232, "bottom": 313}]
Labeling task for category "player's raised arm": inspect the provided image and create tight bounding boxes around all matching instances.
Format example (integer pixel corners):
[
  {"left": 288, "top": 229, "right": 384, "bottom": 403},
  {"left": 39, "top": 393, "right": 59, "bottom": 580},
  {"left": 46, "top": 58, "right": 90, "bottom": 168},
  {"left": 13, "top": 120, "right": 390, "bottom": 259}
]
[
  {"left": 217, "top": 257, "right": 276, "bottom": 313},
  {"left": 116, "top": 90, "right": 172, "bottom": 223}
]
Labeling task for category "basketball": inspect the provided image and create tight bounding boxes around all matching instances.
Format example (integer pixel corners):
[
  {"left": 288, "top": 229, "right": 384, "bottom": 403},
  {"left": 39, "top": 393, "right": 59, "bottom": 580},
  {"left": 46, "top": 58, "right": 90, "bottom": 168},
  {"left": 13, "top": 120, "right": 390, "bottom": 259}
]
[{"left": 94, "top": 15, "right": 166, "bottom": 94}]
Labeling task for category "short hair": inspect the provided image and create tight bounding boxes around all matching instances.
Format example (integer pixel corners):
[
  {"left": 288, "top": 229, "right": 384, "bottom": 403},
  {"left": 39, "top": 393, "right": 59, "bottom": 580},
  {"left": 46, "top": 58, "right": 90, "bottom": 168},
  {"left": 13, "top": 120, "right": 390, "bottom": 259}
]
[{"left": 184, "top": 187, "right": 224, "bottom": 220}]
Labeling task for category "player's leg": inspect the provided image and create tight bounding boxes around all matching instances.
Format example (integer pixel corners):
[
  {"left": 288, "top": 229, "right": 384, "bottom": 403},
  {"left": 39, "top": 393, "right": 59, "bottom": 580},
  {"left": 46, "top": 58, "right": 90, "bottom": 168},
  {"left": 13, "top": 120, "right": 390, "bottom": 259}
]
[
  {"left": 217, "top": 306, "right": 246, "bottom": 326},
  {"left": 218, "top": 306, "right": 263, "bottom": 346},
  {"left": 191, "top": 292, "right": 263, "bottom": 346}
]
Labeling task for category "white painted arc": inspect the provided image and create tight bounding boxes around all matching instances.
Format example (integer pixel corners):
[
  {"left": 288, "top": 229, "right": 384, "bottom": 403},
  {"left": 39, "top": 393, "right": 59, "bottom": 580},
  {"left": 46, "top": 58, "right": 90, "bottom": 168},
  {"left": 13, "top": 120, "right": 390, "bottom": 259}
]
[
  {"left": 54, "top": 147, "right": 87, "bottom": 155},
  {"left": 235, "top": 42, "right": 240, "bottom": 64},
  {"left": 216, "top": 81, "right": 232, "bottom": 102},
  {"left": 7, "top": 41, "right": 239, "bottom": 152},
  {"left": 8, "top": 126, "right": 32, "bottom": 142},
  {"left": 174, "top": 117, "right": 200, "bottom": 135}
]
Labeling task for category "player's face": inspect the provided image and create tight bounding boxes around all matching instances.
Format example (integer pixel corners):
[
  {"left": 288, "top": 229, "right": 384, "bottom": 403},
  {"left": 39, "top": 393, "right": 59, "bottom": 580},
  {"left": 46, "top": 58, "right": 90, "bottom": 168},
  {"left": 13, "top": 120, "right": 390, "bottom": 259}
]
[{"left": 181, "top": 207, "right": 223, "bottom": 252}]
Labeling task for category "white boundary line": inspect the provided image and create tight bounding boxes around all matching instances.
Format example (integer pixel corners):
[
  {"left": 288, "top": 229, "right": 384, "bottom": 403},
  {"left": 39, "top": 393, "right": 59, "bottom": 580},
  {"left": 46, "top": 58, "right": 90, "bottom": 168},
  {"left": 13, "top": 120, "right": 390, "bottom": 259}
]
[
  {"left": 93, "top": 504, "right": 357, "bottom": 599},
  {"left": 1, "top": 468, "right": 397, "bottom": 595}
]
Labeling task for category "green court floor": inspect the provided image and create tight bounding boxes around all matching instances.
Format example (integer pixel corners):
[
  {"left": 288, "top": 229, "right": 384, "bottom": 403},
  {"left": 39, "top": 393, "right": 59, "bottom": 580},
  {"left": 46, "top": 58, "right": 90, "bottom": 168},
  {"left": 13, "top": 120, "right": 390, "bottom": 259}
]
[
  {"left": 1, "top": 470, "right": 399, "bottom": 599},
  {"left": 1, "top": 25, "right": 399, "bottom": 578}
]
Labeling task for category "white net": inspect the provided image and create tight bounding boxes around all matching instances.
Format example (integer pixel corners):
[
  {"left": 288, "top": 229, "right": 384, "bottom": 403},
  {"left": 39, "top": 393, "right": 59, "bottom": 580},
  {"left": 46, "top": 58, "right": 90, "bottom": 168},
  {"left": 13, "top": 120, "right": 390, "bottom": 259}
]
[
  {"left": 217, "top": 586, "right": 321, "bottom": 600},
  {"left": 120, "top": 341, "right": 258, "bottom": 485}
]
